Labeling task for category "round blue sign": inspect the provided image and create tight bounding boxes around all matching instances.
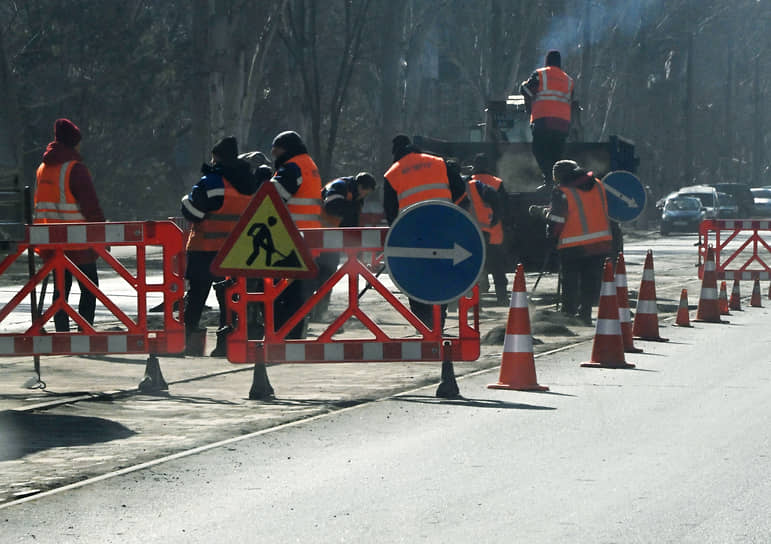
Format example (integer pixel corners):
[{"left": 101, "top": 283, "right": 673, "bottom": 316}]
[
  {"left": 602, "top": 170, "right": 646, "bottom": 223},
  {"left": 384, "top": 200, "right": 485, "bottom": 305}
]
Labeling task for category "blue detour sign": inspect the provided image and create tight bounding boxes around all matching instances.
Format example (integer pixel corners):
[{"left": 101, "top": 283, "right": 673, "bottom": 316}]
[
  {"left": 602, "top": 170, "right": 646, "bottom": 223},
  {"left": 384, "top": 200, "right": 485, "bottom": 304}
]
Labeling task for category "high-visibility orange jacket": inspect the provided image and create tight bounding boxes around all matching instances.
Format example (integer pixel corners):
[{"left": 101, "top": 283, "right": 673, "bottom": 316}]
[
  {"left": 470, "top": 174, "right": 504, "bottom": 245},
  {"left": 384, "top": 152, "right": 452, "bottom": 211},
  {"left": 284, "top": 153, "right": 322, "bottom": 228},
  {"left": 555, "top": 180, "right": 611, "bottom": 251},
  {"left": 187, "top": 178, "right": 254, "bottom": 252},
  {"left": 34, "top": 161, "right": 86, "bottom": 224},
  {"left": 530, "top": 66, "right": 574, "bottom": 125}
]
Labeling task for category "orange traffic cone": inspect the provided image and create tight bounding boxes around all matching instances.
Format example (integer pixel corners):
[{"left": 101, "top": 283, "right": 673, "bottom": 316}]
[
  {"left": 695, "top": 246, "right": 726, "bottom": 323},
  {"left": 582, "top": 258, "right": 635, "bottom": 369},
  {"left": 632, "top": 250, "right": 668, "bottom": 342},
  {"left": 750, "top": 278, "right": 762, "bottom": 307},
  {"left": 488, "top": 263, "right": 548, "bottom": 391},
  {"left": 729, "top": 279, "right": 742, "bottom": 311},
  {"left": 615, "top": 253, "right": 642, "bottom": 353},
  {"left": 674, "top": 289, "right": 692, "bottom": 327},
  {"left": 718, "top": 281, "right": 730, "bottom": 315}
]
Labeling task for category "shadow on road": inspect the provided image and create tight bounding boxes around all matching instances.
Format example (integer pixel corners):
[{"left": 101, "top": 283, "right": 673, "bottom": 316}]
[
  {"left": 0, "top": 410, "right": 135, "bottom": 461},
  {"left": 390, "top": 395, "right": 556, "bottom": 410}
]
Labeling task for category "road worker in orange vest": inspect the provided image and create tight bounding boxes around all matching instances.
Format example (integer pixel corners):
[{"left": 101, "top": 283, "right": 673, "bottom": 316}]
[
  {"left": 383, "top": 134, "right": 466, "bottom": 329},
  {"left": 520, "top": 50, "right": 575, "bottom": 188},
  {"left": 469, "top": 153, "right": 508, "bottom": 306},
  {"left": 34, "top": 118, "right": 105, "bottom": 332},
  {"left": 181, "top": 136, "right": 257, "bottom": 354},
  {"left": 269, "top": 131, "right": 323, "bottom": 339},
  {"left": 545, "top": 160, "right": 612, "bottom": 325}
]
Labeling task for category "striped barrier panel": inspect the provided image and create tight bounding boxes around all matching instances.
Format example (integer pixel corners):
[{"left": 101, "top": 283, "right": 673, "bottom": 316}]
[{"left": 698, "top": 219, "right": 771, "bottom": 280}]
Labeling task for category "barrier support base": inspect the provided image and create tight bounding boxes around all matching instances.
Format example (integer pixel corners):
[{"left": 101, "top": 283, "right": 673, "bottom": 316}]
[
  {"left": 435, "top": 347, "right": 460, "bottom": 398},
  {"left": 248, "top": 363, "right": 275, "bottom": 400},
  {"left": 138, "top": 355, "right": 168, "bottom": 393}
]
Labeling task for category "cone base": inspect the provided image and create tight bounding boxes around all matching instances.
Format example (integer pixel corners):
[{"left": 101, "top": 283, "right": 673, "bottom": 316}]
[
  {"left": 624, "top": 346, "right": 644, "bottom": 353},
  {"left": 581, "top": 361, "right": 636, "bottom": 369},
  {"left": 750, "top": 303, "right": 763, "bottom": 308},
  {"left": 633, "top": 335, "right": 669, "bottom": 342},
  {"left": 673, "top": 322, "right": 693, "bottom": 328},
  {"left": 488, "top": 382, "right": 549, "bottom": 391},
  {"left": 694, "top": 318, "right": 729, "bottom": 324}
]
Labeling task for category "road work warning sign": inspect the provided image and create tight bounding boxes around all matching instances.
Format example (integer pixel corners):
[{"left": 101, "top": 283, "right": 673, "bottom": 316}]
[{"left": 211, "top": 182, "right": 318, "bottom": 278}]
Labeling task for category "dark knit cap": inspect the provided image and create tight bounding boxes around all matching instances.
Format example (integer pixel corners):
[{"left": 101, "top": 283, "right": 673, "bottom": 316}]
[
  {"left": 54, "top": 118, "right": 82, "bottom": 147},
  {"left": 355, "top": 172, "right": 376, "bottom": 190},
  {"left": 545, "top": 50, "right": 562, "bottom": 67},
  {"left": 473, "top": 153, "right": 490, "bottom": 173},
  {"left": 212, "top": 136, "right": 239, "bottom": 163},
  {"left": 552, "top": 160, "right": 582, "bottom": 183},
  {"left": 391, "top": 134, "right": 411, "bottom": 156}
]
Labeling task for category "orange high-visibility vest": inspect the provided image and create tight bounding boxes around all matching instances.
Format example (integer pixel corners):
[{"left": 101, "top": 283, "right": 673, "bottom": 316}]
[
  {"left": 34, "top": 161, "right": 86, "bottom": 224},
  {"left": 385, "top": 153, "right": 451, "bottom": 210},
  {"left": 285, "top": 153, "right": 322, "bottom": 228},
  {"left": 557, "top": 180, "right": 612, "bottom": 250},
  {"left": 530, "top": 66, "right": 574, "bottom": 124},
  {"left": 470, "top": 174, "right": 504, "bottom": 245},
  {"left": 187, "top": 178, "right": 254, "bottom": 252}
]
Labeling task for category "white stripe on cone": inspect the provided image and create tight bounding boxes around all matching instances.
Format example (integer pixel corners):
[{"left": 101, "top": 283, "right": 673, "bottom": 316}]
[
  {"left": 636, "top": 300, "right": 658, "bottom": 314},
  {"left": 596, "top": 318, "right": 622, "bottom": 335},
  {"left": 503, "top": 334, "right": 533, "bottom": 353}
]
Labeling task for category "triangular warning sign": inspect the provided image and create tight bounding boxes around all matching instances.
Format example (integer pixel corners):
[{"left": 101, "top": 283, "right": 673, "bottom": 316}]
[{"left": 211, "top": 182, "right": 318, "bottom": 278}]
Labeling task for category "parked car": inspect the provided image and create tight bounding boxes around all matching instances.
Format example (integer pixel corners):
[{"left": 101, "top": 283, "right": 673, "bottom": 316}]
[
  {"left": 716, "top": 192, "right": 739, "bottom": 218},
  {"left": 751, "top": 187, "right": 771, "bottom": 217},
  {"left": 709, "top": 182, "right": 755, "bottom": 217},
  {"left": 660, "top": 195, "right": 705, "bottom": 235},
  {"left": 676, "top": 185, "right": 720, "bottom": 219}
]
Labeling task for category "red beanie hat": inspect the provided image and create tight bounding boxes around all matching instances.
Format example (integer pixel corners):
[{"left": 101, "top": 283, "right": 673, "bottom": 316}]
[{"left": 54, "top": 118, "right": 82, "bottom": 147}]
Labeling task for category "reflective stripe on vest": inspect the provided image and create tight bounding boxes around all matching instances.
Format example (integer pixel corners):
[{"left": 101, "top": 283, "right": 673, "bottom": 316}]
[
  {"left": 384, "top": 153, "right": 452, "bottom": 210},
  {"left": 286, "top": 154, "right": 322, "bottom": 228},
  {"left": 187, "top": 178, "right": 254, "bottom": 251},
  {"left": 531, "top": 66, "right": 574, "bottom": 123},
  {"left": 557, "top": 180, "right": 612, "bottom": 249},
  {"left": 34, "top": 161, "right": 87, "bottom": 223}
]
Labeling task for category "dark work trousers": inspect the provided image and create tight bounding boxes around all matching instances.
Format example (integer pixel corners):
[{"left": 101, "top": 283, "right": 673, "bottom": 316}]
[
  {"left": 559, "top": 253, "right": 606, "bottom": 322},
  {"left": 53, "top": 261, "right": 99, "bottom": 332},
  {"left": 409, "top": 299, "right": 447, "bottom": 331},
  {"left": 311, "top": 252, "right": 341, "bottom": 318},
  {"left": 532, "top": 128, "right": 568, "bottom": 183},
  {"left": 274, "top": 278, "right": 307, "bottom": 339},
  {"left": 184, "top": 251, "right": 225, "bottom": 333},
  {"left": 485, "top": 241, "right": 509, "bottom": 304}
]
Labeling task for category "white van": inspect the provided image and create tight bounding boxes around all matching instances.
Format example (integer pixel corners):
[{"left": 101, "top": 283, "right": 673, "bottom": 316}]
[{"left": 677, "top": 185, "right": 720, "bottom": 219}]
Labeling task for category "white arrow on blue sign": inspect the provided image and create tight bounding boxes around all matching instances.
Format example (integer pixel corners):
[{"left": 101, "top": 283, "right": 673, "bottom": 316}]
[
  {"left": 384, "top": 200, "right": 486, "bottom": 305},
  {"left": 602, "top": 170, "right": 647, "bottom": 223}
]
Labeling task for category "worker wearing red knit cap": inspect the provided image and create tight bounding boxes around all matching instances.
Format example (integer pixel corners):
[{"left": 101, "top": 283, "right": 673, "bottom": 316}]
[{"left": 34, "top": 118, "right": 105, "bottom": 332}]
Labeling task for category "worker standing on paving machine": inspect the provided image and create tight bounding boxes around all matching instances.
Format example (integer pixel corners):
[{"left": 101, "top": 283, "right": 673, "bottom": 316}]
[
  {"left": 469, "top": 153, "right": 508, "bottom": 306},
  {"left": 383, "top": 134, "right": 458, "bottom": 329},
  {"left": 181, "top": 136, "right": 257, "bottom": 355},
  {"left": 542, "top": 159, "right": 612, "bottom": 325},
  {"left": 34, "top": 118, "right": 105, "bottom": 332},
  {"left": 269, "top": 131, "right": 323, "bottom": 338},
  {"left": 520, "top": 50, "right": 575, "bottom": 188}
]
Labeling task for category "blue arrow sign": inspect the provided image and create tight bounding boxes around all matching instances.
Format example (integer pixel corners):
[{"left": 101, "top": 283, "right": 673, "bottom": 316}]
[
  {"left": 602, "top": 170, "right": 647, "bottom": 223},
  {"left": 384, "top": 200, "right": 485, "bottom": 304}
]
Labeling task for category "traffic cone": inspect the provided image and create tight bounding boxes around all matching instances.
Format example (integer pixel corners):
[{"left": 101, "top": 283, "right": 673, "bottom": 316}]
[
  {"left": 632, "top": 250, "right": 669, "bottom": 342},
  {"left": 729, "top": 279, "right": 742, "bottom": 311},
  {"left": 674, "top": 289, "right": 692, "bottom": 327},
  {"left": 718, "top": 281, "right": 730, "bottom": 315},
  {"left": 488, "top": 263, "right": 548, "bottom": 391},
  {"left": 695, "top": 246, "right": 725, "bottom": 323},
  {"left": 582, "top": 258, "right": 635, "bottom": 369},
  {"left": 615, "top": 253, "right": 642, "bottom": 353},
  {"left": 750, "top": 278, "right": 762, "bottom": 307}
]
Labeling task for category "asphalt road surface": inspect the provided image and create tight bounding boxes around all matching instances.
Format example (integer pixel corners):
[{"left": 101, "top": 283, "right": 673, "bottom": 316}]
[{"left": 3, "top": 281, "right": 770, "bottom": 542}]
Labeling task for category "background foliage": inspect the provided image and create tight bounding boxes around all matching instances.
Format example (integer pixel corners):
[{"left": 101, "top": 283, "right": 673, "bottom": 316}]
[{"left": 1, "top": 0, "right": 769, "bottom": 219}]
